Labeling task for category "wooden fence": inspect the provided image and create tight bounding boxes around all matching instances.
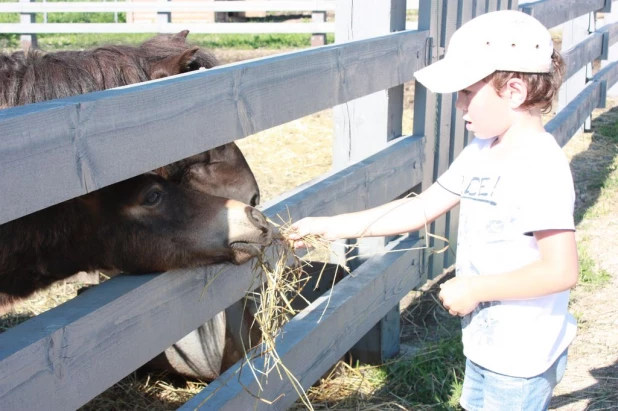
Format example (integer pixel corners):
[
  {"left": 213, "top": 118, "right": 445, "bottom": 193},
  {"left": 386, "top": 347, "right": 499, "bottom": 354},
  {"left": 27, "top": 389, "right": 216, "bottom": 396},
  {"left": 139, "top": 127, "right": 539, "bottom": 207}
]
[{"left": 0, "top": 0, "right": 617, "bottom": 409}]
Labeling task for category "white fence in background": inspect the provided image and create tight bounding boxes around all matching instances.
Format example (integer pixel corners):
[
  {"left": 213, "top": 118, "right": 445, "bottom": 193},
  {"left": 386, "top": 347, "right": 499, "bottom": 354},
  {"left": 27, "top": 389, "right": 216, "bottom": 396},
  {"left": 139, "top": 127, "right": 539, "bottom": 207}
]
[{"left": 0, "top": 0, "right": 420, "bottom": 35}]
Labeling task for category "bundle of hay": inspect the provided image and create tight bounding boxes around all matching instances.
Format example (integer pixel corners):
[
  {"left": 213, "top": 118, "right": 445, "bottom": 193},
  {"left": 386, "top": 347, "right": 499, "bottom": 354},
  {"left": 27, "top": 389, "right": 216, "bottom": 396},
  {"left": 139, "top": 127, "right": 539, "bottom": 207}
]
[
  {"left": 208, "top": 198, "right": 449, "bottom": 409},
  {"left": 239, "top": 218, "right": 340, "bottom": 409}
]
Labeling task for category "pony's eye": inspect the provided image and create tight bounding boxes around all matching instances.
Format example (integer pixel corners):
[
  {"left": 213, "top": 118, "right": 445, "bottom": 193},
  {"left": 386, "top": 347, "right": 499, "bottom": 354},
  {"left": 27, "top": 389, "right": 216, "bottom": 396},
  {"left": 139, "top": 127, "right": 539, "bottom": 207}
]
[{"left": 143, "top": 189, "right": 162, "bottom": 206}]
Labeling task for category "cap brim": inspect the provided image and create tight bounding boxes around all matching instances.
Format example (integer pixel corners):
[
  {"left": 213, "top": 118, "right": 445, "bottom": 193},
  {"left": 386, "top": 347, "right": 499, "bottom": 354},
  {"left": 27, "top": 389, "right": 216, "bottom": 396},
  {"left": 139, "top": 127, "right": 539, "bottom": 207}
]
[{"left": 414, "top": 57, "right": 495, "bottom": 93}]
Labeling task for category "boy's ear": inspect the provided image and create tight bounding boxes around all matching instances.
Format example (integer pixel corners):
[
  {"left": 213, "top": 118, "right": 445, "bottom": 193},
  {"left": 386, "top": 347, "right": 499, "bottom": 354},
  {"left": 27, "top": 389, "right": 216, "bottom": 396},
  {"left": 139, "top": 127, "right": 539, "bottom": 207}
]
[{"left": 505, "top": 78, "right": 528, "bottom": 109}]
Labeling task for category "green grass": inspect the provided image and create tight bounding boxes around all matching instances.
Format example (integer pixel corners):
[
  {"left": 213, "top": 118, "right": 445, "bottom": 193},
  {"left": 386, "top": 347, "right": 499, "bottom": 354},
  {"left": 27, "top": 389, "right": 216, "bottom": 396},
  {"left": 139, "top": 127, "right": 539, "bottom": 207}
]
[
  {"left": 577, "top": 245, "right": 611, "bottom": 286},
  {"left": 359, "top": 336, "right": 465, "bottom": 409},
  {"left": 407, "top": 9, "right": 419, "bottom": 19},
  {"left": 184, "top": 33, "right": 333, "bottom": 49},
  {"left": 597, "top": 121, "right": 618, "bottom": 144},
  {"left": 34, "top": 32, "right": 331, "bottom": 51},
  {"left": 387, "top": 338, "right": 464, "bottom": 408}
]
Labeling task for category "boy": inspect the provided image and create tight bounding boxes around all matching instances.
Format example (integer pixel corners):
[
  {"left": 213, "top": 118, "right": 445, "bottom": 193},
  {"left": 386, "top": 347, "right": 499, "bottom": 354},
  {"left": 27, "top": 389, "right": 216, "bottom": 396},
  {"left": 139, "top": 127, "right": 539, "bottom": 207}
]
[{"left": 288, "top": 10, "right": 578, "bottom": 410}]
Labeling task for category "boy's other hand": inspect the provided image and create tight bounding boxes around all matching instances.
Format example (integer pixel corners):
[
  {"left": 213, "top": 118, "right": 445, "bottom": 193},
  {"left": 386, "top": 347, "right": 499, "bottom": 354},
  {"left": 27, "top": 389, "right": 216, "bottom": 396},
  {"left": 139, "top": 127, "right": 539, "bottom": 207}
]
[
  {"left": 439, "top": 276, "right": 479, "bottom": 317},
  {"left": 287, "top": 217, "right": 335, "bottom": 249}
]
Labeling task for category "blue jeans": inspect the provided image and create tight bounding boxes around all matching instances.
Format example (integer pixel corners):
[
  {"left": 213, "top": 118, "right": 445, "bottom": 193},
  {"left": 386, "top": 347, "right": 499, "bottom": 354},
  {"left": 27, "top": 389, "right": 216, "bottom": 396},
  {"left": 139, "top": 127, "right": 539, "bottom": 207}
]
[{"left": 460, "top": 349, "right": 568, "bottom": 411}]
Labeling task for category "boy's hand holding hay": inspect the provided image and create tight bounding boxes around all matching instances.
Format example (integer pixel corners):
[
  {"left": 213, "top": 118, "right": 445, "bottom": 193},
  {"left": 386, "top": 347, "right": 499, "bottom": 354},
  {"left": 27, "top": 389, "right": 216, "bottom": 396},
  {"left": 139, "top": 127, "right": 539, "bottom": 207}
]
[{"left": 286, "top": 217, "right": 339, "bottom": 249}]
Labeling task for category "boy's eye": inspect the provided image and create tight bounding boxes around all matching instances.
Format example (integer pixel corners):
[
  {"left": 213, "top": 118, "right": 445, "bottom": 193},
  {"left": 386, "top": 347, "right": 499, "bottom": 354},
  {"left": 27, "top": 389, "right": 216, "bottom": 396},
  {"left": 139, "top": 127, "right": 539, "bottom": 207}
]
[{"left": 461, "top": 90, "right": 471, "bottom": 95}]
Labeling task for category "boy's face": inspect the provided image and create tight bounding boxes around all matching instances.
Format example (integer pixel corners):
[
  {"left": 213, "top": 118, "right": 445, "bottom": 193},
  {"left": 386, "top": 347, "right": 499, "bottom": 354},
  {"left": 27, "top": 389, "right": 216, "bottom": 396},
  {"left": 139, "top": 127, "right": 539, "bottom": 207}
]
[{"left": 455, "top": 80, "right": 511, "bottom": 139}]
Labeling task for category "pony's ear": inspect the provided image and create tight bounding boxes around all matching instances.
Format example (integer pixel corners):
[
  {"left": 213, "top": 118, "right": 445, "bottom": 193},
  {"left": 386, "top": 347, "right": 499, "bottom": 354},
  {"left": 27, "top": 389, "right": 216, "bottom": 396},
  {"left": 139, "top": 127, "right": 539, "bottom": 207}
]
[
  {"left": 171, "top": 30, "right": 190, "bottom": 43},
  {"left": 149, "top": 47, "right": 199, "bottom": 79},
  {"left": 76, "top": 191, "right": 102, "bottom": 214},
  {"left": 152, "top": 166, "right": 170, "bottom": 179}
]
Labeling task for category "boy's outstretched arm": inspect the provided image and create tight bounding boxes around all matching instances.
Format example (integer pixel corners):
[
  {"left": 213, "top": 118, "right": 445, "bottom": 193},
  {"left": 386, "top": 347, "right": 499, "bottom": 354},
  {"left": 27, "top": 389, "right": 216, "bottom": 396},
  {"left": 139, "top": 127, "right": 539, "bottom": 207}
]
[
  {"left": 439, "top": 229, "right": 579, "bottom": 316},
  {"left": 288, "top": 182, "right": 460, "bottom": 247}
]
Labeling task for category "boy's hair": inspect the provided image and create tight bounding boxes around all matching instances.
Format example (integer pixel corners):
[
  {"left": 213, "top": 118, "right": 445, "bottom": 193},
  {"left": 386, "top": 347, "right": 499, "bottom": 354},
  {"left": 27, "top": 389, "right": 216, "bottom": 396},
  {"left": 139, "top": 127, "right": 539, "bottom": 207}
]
[{"left": 485, "top": 50, "right": 565, "bottom": 113}]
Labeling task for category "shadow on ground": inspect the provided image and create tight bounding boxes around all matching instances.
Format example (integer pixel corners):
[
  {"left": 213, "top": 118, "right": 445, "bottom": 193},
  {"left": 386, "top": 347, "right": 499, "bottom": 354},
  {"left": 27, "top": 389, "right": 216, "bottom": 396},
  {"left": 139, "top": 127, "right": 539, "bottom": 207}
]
[
  {"left": 568, "top": 105, "right": 618, "bottom": 225},
  {"left": 551, "top": 360, "right": 618, "bottom": 410}
]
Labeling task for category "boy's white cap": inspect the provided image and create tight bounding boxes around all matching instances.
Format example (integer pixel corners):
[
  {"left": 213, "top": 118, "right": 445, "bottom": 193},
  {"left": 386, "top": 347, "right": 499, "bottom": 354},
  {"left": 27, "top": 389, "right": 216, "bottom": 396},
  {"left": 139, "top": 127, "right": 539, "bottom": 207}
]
[{"left": 414, "top": 10, "right": 553, "bottom": 93}]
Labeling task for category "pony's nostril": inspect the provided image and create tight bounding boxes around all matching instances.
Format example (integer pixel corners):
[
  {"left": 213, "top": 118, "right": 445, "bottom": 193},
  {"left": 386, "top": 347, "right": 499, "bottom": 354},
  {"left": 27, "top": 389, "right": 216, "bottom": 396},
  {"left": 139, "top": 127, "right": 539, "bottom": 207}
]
[
  {"left": 250, "top": 193, "right": 260, "bottom": 207},
  {"left": 247, "top": 207, "right": 270, "bottom": 234}
]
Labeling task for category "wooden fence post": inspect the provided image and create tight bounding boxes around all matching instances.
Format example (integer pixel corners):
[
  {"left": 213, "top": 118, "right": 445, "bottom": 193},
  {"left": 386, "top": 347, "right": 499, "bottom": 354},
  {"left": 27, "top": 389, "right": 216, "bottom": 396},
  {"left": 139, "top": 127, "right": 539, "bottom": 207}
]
[
  {"left": 157, "top": 0, "right": 171, "bottom": 25},
  {"left": 427, "top": 0, "right": 459, "bottom": 278},
  {"left": 311, "top": 11, "right": 327, "bottom": 46},
  {"left": 414, "top": 0, "right": 486, "bottom": 279},
  {"left": 559, "top": 12, "right": 594, "bottom": 131},
  {"left": 332, "top": 0, "right": 406, "bottom": 364},
  {"left": 444, "top": 0, "right": 486, "bottom": 271},
  {"left": 19, "top": 0, "right": 37, "bottom": 49},
  {"left": 413, "top": 0, "right": 441, "bottom": 283},
  {"left": 601, "top": 1, "right": 618, "bottom": 97},
  {"left": 418, "top": 0, "right": 515, "bottom": 280}
]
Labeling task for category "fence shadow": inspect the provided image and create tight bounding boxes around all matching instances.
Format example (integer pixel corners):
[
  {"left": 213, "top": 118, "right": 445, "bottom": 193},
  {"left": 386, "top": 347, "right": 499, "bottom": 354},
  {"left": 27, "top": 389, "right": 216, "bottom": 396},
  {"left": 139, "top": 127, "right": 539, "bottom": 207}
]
[
  {"left": 545, "top": 101, "right": 618, "bottom": 411},
  {"left": 567, "top": 104, "right": 618, "bottom": 225},
  {"left": 551, "top": 359, "right": 618, "bottom": 409}
]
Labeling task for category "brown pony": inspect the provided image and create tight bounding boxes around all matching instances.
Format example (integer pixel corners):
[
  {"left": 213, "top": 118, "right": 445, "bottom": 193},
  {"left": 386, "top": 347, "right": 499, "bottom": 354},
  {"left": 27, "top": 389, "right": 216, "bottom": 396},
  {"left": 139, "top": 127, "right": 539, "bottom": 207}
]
[{"left": 0, "top": 32, "right": 267, "bottom": 380}]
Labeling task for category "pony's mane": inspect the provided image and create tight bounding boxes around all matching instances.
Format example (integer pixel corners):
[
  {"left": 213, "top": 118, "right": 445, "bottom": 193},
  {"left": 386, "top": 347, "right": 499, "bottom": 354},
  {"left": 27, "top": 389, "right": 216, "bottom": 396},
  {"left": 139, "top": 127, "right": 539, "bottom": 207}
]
[{"left": 0, "top": 31, "right": 218, "bottom": 108}]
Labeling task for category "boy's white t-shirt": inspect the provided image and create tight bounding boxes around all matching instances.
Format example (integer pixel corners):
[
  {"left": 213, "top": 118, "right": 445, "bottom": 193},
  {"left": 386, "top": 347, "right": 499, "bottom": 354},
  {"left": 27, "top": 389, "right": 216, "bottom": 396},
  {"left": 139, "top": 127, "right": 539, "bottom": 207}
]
[{"left": 437, "top": 132, "right": 577, "bottom": 378}]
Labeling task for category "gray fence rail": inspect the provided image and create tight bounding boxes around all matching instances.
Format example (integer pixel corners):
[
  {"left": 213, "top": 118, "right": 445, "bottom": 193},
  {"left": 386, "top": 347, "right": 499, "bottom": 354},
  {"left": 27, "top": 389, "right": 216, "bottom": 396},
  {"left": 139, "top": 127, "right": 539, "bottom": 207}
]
[
  {"left": 0, "top": 0, "right": 617, "bottom": 409},
  {"left": 0, "top": 29, "right": 428, "bottom": 226}
]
